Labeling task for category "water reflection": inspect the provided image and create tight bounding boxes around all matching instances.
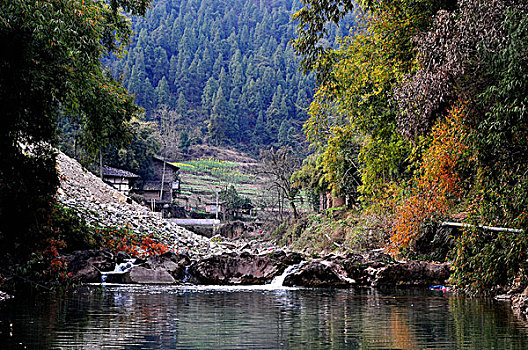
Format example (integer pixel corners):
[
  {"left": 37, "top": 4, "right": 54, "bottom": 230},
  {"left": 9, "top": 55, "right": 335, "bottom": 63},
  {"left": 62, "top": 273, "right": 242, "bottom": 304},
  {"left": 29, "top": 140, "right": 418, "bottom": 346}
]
[{"left": 0, "top": 286, "right": 527, "bottom": 349}]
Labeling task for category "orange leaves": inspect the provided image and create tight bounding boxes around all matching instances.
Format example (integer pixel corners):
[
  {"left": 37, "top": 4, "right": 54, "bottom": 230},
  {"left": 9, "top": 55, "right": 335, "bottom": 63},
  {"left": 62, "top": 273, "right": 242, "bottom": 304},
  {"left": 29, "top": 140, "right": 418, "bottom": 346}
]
[
  {"left": 391, "top": 103, "right": 472, "bottom": 252},
  {"left": 38, "top": 238, "right": 72, "bottom": 283},
  {"left": 97, "top": 227, "right": 169, "bottom": 258}
]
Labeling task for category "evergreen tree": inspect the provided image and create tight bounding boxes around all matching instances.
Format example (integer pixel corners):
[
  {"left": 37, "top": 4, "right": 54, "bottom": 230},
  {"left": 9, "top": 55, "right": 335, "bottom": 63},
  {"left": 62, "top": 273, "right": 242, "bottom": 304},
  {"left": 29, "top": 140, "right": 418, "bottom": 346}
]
[
  {"left": 175, "top": 92, "right": 189, "bottom": 115},
  {"left": 102, "top": 0, "right": 334, "bottom": 152},
  {"left": 208, "top": 87, "right": 230, "bottom": 144},
  {"left": 155, "top": 76, "right": 171, "bottom": 106}
]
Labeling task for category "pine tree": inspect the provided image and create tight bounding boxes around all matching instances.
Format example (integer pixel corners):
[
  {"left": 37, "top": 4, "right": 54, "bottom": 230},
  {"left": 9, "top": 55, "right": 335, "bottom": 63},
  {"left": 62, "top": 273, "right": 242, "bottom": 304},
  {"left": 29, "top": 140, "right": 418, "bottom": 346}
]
[{"left": 155, "top": 76, "right": 171, "bottom": 106}]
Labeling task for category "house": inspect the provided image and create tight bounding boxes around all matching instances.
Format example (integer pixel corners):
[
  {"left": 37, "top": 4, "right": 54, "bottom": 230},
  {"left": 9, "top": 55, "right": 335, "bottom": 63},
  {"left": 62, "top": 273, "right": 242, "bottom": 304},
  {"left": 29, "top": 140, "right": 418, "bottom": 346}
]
[
  {"left": 205, "top": 202, "right": 225, "bottom": 214},
  {"left": 141, "top": 155, "right": 180, "bottom": 205},
  {"left": 102, "top": 165, "right": 139, "bottom": 196},
  {"left": 142, "top": 180, "right": 179, "bottom": 203}
]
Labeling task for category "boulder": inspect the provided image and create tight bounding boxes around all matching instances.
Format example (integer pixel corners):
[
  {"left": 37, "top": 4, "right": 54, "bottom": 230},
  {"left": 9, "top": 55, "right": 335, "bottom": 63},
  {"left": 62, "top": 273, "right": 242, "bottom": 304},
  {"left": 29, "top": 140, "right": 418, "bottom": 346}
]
[
  {"left": 283, "top": 260, "right": 350, "bottom": 287},
  {"left": 144, "top": 252, "right": 191, "bottom": 281},
  {"left": 189, "top": 251, "right": 294, "bottom": 285},
  {"left": 121, "top": 266, "right": 176, "bottom": 284},
  {"left": 373, "top": 261, "right": 450, "bottom": 287},
  {"left": 64, "top": 250, "right": 114, "bottom": 283}
]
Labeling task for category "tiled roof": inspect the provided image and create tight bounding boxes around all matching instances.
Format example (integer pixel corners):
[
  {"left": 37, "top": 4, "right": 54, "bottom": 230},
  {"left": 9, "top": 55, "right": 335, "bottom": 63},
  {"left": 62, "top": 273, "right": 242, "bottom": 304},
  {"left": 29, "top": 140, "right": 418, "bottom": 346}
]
[
  {"left": 102, "top": 165, "right": 140, "bottom": 178},
  {"left": 153, "top": 155, "right": 180, "bottom": 169}
]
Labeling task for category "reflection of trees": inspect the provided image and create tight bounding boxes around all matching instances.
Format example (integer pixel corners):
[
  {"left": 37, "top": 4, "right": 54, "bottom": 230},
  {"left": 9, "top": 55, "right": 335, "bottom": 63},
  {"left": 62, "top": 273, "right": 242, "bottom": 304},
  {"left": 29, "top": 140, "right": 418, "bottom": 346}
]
[
  {"left": 2, "top": 287, "right": 528, "bottom": 348},
  {"left": 450, "top": 296, "right": 528, "bottom": 349}
]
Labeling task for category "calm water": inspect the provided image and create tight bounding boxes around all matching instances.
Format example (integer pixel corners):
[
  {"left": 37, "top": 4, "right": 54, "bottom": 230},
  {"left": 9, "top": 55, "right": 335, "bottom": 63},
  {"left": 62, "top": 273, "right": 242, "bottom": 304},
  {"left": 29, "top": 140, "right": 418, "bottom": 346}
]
[{"left": 0, "top": 285, "right": 527, "bottom": 349}]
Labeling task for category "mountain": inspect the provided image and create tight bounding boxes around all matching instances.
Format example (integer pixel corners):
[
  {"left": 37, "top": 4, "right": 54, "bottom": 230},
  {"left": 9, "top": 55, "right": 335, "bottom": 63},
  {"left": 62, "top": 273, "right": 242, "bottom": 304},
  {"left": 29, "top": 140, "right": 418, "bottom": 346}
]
[{"left": 103, "top": 0, "right": 352, "bottom": 154}]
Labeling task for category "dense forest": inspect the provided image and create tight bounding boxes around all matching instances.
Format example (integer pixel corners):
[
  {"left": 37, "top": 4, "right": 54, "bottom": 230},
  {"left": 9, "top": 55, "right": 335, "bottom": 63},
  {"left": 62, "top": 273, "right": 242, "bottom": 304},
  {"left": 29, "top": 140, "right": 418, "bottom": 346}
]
[
  {"left": 101, "top": 0, "right": 351, "bottom": 154},
  {"left": 290, "top": 0, "right": 528, "bottom": 293}
]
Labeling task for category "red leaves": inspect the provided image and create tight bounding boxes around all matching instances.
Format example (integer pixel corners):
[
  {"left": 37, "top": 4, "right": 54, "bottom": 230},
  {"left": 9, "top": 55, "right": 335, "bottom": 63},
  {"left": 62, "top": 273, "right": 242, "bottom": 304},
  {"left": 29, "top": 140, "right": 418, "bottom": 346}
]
[
  {"left": 391, "top": 103, "right": 471, "bottom": 252},
  {"left": 98, "top": 227, "right": 169, "bottom": 258}
]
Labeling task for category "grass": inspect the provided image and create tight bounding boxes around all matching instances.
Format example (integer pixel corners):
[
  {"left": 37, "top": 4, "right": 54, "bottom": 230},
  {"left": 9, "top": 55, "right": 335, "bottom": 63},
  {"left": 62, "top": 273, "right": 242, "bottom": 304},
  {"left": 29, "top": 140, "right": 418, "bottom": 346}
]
[
  {"left": 174, "top": 158, "right": 254, "bottom": 184},
  {"left": 174, "top": 158, "right": 267, "bottom": 212}
]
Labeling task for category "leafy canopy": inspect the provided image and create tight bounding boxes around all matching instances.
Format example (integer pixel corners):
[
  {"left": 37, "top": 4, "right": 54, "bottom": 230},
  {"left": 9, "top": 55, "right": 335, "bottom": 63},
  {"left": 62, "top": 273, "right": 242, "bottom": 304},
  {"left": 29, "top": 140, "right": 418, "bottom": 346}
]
[{"left": 0, "top": 0, "right": 149, "bottom": 258}]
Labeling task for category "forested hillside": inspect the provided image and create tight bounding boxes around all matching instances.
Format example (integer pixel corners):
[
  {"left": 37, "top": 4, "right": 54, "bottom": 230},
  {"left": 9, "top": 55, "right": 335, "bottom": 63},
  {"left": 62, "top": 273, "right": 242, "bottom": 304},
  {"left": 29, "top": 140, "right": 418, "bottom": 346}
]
[{"left": 103, "top": 0, "right": 351, "bottom": 153}]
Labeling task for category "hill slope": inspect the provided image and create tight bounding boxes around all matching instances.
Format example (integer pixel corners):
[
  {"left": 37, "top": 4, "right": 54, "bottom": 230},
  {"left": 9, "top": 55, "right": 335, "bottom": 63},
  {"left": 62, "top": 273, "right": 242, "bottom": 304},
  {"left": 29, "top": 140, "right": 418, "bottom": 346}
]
[
  {"left": 55, "top": 151, "right": 212, "bottom": 255},
  {"left": 104, "top": 0, "right": 353, "bottom": 152}
]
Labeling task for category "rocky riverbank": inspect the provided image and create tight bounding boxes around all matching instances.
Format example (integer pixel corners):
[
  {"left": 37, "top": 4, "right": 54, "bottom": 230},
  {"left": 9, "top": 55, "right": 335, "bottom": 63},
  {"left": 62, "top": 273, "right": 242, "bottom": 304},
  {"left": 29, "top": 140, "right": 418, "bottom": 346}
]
[
  {"left": 54, "top": 152, "right": 451, "bottom": 289},
  {"left": 65, "top": 248, "right": 450, "bottom": 289}
]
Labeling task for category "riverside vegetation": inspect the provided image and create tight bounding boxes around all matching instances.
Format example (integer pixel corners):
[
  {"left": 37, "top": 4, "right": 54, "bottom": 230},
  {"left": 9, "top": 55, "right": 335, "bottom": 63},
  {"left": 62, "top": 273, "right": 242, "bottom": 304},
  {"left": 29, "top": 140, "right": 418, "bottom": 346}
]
[{"left": 1, "top": 0, "right": 528, "bottom": 319}]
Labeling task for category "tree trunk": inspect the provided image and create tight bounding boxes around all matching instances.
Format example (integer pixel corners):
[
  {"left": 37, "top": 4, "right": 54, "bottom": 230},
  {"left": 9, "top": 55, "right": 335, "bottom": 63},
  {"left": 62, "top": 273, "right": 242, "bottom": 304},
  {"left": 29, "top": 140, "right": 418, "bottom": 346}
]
[{"left": 289, "top": 198, "right": 298, "bottom": 219}]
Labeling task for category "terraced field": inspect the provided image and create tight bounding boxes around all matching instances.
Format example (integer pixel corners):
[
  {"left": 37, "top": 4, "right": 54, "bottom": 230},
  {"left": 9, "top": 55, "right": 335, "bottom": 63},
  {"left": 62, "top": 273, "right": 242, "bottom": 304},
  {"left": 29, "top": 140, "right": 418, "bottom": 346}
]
[
  {"left": 172, "top": 157, "right": 311, "bottom": 218},
  {"left": 173, "top": 158, "right": 275, "bottom": 214}
]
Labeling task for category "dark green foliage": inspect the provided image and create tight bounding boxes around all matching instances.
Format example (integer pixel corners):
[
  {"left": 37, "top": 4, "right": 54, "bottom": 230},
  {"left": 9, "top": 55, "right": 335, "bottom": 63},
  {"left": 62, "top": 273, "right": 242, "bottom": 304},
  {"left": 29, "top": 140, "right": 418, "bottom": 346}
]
[
  {"left": 451, "top": 226, "right": 528, "bottom": 295},
  {"left": 178, "top": 130, "right": 191, "bottom": 154},
  {"left": 103, "top": 118, "right": 162, "bottom": 180},
  {"left": 219, "top": 185, "right": 252, "bottom": 218},
  {"left": 104, "top": 0, "right": 335, "bottom": 152},
  {"left": 0, "top": 0, "right": 148, "bottom": 261}
]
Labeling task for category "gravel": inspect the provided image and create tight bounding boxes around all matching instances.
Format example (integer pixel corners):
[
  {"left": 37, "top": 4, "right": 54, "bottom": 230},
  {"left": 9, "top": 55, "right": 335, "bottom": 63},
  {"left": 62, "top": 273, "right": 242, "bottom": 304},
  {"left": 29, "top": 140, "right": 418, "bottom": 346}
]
[{"left": 55, "top": 152, "right": 215, "bottom": 256}]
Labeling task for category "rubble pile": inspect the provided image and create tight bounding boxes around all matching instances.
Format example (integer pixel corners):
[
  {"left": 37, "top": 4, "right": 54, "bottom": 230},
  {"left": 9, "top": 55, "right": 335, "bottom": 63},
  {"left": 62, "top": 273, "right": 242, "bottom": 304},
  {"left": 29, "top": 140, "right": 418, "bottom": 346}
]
[{"left": 55, "top": 151, "right": 213, "bottom": 255}]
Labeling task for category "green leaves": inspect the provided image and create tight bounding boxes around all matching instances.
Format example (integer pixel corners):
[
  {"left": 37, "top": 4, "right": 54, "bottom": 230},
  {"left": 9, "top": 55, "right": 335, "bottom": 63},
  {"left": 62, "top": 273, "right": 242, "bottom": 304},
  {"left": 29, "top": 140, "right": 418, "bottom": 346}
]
[
  {"left": 0, "top": 0, "right": 149, "bottom": 259},
  {"left": 292, "top": 0, "right": 356, "bottom": 78}
]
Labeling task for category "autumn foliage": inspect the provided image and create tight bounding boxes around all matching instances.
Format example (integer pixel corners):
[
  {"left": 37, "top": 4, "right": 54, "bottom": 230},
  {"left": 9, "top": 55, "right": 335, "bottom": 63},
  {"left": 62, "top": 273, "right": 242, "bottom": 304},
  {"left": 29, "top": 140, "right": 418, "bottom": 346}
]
[
  {"left": 391, "top": 104, "right": 471, "bottom": 252},
  {"left": 96, "top": 227, "right": 169, "bottom": 258}
]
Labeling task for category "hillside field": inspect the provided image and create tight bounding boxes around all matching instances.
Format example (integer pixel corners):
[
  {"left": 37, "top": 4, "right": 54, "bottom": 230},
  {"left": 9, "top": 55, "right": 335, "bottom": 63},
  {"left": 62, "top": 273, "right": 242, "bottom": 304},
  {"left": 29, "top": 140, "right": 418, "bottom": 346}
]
[{"left": 172, "top": 146, "right": 309, "bottom": 218}]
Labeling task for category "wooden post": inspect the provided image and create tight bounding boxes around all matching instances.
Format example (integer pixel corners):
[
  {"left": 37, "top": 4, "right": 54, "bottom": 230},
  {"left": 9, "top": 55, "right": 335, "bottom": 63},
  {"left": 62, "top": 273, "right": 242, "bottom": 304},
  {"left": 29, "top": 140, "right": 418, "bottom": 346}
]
[
  {"left": 99, "top": 147, "right": 103, "bottom": 179},
  {"left": 215, "top": 189, "right": 219, "bottom": 221},
  {"left": 160, "top": 159, "right": 166, "bottom": 201}
]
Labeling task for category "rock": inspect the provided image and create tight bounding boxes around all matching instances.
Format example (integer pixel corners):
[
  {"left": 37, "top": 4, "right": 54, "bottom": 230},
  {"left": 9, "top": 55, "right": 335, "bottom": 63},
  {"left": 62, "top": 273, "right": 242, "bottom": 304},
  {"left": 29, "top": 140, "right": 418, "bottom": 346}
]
[
  {"left": 64, "top": 250, "right": 114, "bottom": 283},
  {"left": 121, "top": 266, "right": 176, "bottom": 284},
  {"left": 511, "top": 294, "right": 528, "bottom": 319},
  {"left": 373, "top": 261, "right": 450, "bottom": 287},
  {"left": 189, "top": 251, "right": 293, "bottom": 285},
  {"left": 144, "top": 252, "right": 190, "bottom": 281},
  {"left": 366, "top": 251, "right": 395, "bottom": 265},
  {"left": 283, "top": 260, "right": 349, "bottom": 287},
  {"left": 116, "top": 251, "right": 132, "bottom": 264}
]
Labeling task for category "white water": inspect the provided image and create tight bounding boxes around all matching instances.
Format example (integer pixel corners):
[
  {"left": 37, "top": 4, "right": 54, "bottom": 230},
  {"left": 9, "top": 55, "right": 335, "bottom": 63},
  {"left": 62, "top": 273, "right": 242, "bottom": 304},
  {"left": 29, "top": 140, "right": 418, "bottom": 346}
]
[
  {"left": 267, "top": 261, "right": 306, "bottom": 288},
  {"left": 182, "top": 265, "right": 191, "bottom": 284},
  {"left": 101, "top": 259, "right": 136, "bottom": 282}
]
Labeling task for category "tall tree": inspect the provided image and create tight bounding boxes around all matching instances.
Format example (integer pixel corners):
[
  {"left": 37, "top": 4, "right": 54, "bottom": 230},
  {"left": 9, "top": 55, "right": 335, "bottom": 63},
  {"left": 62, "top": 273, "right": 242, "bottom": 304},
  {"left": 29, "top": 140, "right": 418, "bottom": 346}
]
[
  {"left": 260, "top": 146, "right": 302, "bottom": 219},
  {"left": 0, "top": 0, "right": 149, "bottom": 258},
  {"left": 102, "top": 0, "right": 325, "bottom": 151}
]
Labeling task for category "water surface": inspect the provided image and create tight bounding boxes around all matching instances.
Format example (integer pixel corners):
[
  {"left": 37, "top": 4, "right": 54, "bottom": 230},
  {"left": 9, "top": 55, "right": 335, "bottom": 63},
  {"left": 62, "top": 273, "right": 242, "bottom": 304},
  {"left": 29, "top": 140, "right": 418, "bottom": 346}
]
[{"left": 0, "top": 285, "right": 527, "bottom": 349}]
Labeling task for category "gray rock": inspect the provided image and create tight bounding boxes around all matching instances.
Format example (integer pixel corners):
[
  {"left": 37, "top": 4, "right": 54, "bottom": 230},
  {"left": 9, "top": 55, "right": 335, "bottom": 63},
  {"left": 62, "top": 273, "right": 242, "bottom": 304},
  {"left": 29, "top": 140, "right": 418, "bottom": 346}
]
[
  {"left": 372, "top": 261, "right": 450, "bottom": 287},
  {"left": 122, "top": 266, "right": 176, "bottom": 284},
  {"left": 283, "top": 260, "right": 350, "bottom": 287},
  {"left": 64, "top": 250, "right": 114, "bottom": 283},
  {"left": 144, "top": 252, "right": 190, "bottom": 281},
  {"left": 189, "top": 251, "right": 296, "bottom": 285}
]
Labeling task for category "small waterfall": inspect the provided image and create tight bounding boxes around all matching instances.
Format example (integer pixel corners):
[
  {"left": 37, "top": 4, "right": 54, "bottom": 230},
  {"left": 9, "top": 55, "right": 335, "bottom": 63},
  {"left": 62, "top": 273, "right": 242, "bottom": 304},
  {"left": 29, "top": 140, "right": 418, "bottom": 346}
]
[
  {"left": 182, "top": 265, "right": 191, "bottom": 284},
  {"left": 268, "top": 261, "right": 306, "bottom": 288},
  {"left": 101, "top": 259, "right": 136, "bottom": 282}
]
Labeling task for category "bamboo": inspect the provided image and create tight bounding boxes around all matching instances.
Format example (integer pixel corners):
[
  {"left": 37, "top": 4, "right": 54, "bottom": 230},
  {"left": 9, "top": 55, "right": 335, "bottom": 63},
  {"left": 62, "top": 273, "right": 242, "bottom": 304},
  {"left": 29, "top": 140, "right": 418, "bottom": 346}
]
[{"left": 441, "top": 221, "right": 523, "bottom": 233}]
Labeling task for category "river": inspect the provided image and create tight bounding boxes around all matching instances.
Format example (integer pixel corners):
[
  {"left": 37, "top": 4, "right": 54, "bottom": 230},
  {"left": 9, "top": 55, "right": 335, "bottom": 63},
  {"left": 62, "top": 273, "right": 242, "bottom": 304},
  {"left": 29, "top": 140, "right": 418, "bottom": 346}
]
[{"left": 0, "top": 285, "right": 527, "bottom": 349}]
